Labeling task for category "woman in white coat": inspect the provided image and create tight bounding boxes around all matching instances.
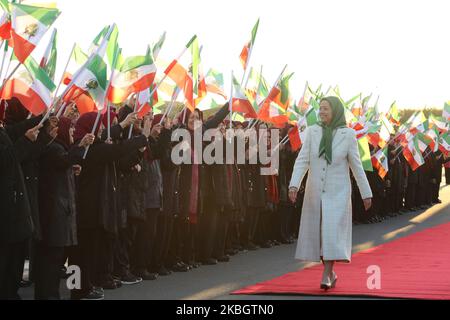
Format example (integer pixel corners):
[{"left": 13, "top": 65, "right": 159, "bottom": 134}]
[{"left": 288, "top": 96, "right": 372, "bottom": 290}]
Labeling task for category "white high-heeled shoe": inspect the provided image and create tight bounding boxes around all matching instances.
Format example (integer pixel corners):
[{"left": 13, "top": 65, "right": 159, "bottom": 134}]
[{"left": 320, "top": 275, "right": 331, "bottom": 290}]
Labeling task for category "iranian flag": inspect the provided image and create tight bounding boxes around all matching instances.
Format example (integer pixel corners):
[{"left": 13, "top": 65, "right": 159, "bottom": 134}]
[
  {"left": 403, "top": 136, "right": 424, "bottom": 171},
  {"left": 9, "top": 3, "right": 60, "bottom": 63},
  {"left": 239, "top": 18, "right": 259, "bottom": 70},
  {"left": 443, "top": 102, "right": 450, "bottom": 121},
  {"left": 409, "top": 111, "right": 427, "bottom": 134},
  {"left": 152, "top": 31, "right": 166, "bottom": 60},
  {"left": 371, "top": 147, "right": 389, "bottom": 179},
  {"left": 377, "top": 115, "right": 395, "bottom": 148},
  {"left": 62, "top": 54, "right": 107, "bottom": 114},
  {"left": 245, "top": 67, "right": 269, "bottom": 112},
  {"left": 305, "top": 99, "right": 319, "bottom": 126},
  {"left": 62, "top": 44, "right": 88, "bottom": 85},
  {"left": 429, "top": 114, "right": 448, "bottom": 133},
  {"left": 39, "top": 27, "right": 57, "bottom": 80},
  {"left": 439, "top": 132, "right": 450, "bottom": 156},
  {"left": 205, "top": 68, "right": 226, "bottom": 99},
  {"left": 416, "top": 132, "right": 432, "bottom": 153},
  {"left": 1, "top": 56, "right": 55, "bottom": 115},
  {"left": 164, "top": 35, "right": 197, "bottom": 112},
  {"left": 231, "top": 75, "right": 257, "bottom": 118},
  {"left": 62, "top": 27, "right": 111, "bottom": 114},
  {"left": 387, "top": 102, "right": 401, "bottom": 126},
  {"left": 258, "top": 99, "right": 289, "bottom": 127},
  {"left": 288, "top": 125, "right": 301, "bottom": 151},
  {"left": 0, "top": 0, "right": 10, "bottom": 40},
  {"left": 108, "top": 53, "right": 156, "bottom": 104},
  {"left": 358, "top": 136, "right": 373, "bottom": 172},
  {"left": 425, "top": 126, "right": 440, "bottom": 152}
]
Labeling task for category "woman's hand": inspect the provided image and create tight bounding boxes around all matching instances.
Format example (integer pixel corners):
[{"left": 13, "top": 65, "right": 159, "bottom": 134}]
[
  {"left": 120, "top": 112, "right": 138, "bottom": 129},
  {"left": 78, "top": 133, "right": 95, "bottom": 148},
  {"left": 25, "top": 124, "right": 43, "bottom": 142},
  {"left": 363, "top": 198, "right": 372, "bottom": 211},
  {"left": 288, "top": 187, "right": 298, "bottom": 203}
]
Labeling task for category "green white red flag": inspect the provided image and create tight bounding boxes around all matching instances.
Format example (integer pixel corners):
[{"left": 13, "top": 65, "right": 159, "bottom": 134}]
[
  {"left": 0, "top": 0, "right": 11, "bottom": 40},
  {"left": 164, "top": 35, "right": 197, "bottom": 112},
  {"left": 371, "top": 147, "right": 389, "bottom": 179},
  {"left": 403, "top": 135, "right": 425, "bottom": 171},
  {"left": 1, "top": 55, "right": 55, "bottom": 115},
  {"left": 439, "top": 131, "right": 450, "bottom": 156},
  {"left": 443, "top": 101, "right": 450, "bottom": 121},
  {"left": 39, "top": 27, "right": 57, "bottom": 80},
  {"left": 239, "top": 18, "right": 259, "bottom": 71},
  {"left": 108, "top": 53, "right": 156, "bottom": 104},
  {"left": 9, "top": 3, "right": 60, "bottom": 63},
  {"left": 62, "top": 25, "right": 112, "bottom": 114},
  {"left": 231, "top": 74, "right": 257, "bottom": 118}
]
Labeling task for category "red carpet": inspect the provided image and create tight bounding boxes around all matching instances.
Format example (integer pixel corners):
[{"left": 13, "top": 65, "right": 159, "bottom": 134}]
[{"left": 232, "top": 222, "right": 450, "bottom": 299}]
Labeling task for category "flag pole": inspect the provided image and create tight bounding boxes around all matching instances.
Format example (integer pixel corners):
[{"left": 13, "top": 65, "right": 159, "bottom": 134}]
[
  {"left": 138, "top": 35, "right": 197, "bottom": 114},
  {"left": 240, "top": 43, "right": 254, "bottom": 86},
  {"left": 82, "top": 109, "right": 102, "bottom": 159},
  {"left": 247, "top": 65, "right": 263, "bottom": 129},
  {"left": 229, "top": 71, "right": 234, "bottom": 130},
  {"left": 0, "top": 40, "right": 7, "bottom": 80},
  {"left": 159, "top": 87, "right": 180, "bottom": 125},
  {"left": 107, "top": 103, "right": 111, "bottom": 140},
  {"left": 55, "top": 102, "right": 68, "bottom": 118},
  {"left": 128, "top": 92, "right": 139, "bottom": 139},
  {"left": 0, "top": 62, "right": 21, "bottom": 91},
  {"left": 39, "top": 43, "right": 77, "bottom": 125},
  {"left": 58, "top": 24, "right": 114, "bottom": 105},
  {"left": 105, "top": 48, "right": 121, "bottom": 140}
]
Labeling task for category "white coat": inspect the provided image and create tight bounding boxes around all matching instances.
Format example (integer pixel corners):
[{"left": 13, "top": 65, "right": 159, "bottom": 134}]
[{"left": 289, "top": 124, "right": 372, "bottom": 262}]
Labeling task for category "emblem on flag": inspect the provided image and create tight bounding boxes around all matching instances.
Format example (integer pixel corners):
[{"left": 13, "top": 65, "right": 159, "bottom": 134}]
[
  {"left": 86, "top": 79, "right": 98, "bottom": 90},
  {"left": 126, "top": 69, "right": 139, "bottom": 81},
  {"left": 24, "top": 23, "right": 39, "bottom": 38}
]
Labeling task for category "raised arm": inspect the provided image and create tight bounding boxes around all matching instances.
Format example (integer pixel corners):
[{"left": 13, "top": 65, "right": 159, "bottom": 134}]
[
  {"left": 203, "top": 103, "right": 230, "bottom": 130},
  {"left": 347, "top": 129, "right": 372, "bottom": 200}
]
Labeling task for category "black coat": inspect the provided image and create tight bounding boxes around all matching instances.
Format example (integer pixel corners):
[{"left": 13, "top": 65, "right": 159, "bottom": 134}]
[
  {"left": 76, "top": 127, "right": 148, "bottom": 231},
  {"left": 38, "top": 138, "right": 83, "bottom": 247},
  {"left": 160, "top": 135, "right": 179, "bottom": 216},
  {"left": 0, "top": 125, "right": 34, "bottom": 244},
  {"left": 241, "top": 164, "right": 266, "bottom": 209},
  {"left": 118, "top": 149, "right": 147, "bottom": 221},
  {"left": 143, "top": 129, "right": 172, "bottom": 211},
  {"left": 177, "top": 104, "right": 230, "bottom": 219},
  {"left": 7, "top": 116, "right": 49, "bottom": 241}
]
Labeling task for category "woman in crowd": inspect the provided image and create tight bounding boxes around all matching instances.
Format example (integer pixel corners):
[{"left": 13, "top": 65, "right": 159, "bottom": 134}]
[
  {"left": 70, "top": 110, "right": 151, "bottom": 300},
  {"left": 35, "top": 117, "right": 94, "bottom": 299}
]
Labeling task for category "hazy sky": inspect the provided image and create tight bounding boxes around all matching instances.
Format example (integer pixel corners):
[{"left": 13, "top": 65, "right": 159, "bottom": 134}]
[{"left": 19, "top": 0, "right": 450, "bottom": 111}]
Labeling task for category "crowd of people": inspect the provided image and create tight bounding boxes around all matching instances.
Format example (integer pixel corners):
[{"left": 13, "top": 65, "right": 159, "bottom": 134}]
[{"left": 0, "top": 97, "right": 448, "bottom": 300}]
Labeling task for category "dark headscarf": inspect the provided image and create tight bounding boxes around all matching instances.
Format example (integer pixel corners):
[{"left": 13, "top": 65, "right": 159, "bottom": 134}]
[
  {"left": 118, "top": 105, "right": 133, "bottom": 123},
  {"left": 74, "top": 112, "right": 101, "bottom": 143},
  {"left": 102, "top": 110, "right": 117, "bottom": 128},
  {"left": 56, "top": 117, "right": 73, "bottom": 149},
  {"left": 4, "top": 98, "right": 29, "bottom": 125},
  {"left": 318, "top": 96, "right": 347, "bottom": 164}
]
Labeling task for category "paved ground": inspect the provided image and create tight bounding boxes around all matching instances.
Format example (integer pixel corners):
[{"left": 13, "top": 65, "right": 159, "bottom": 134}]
[{"left": 20, "top": 181, "right": 450, "bottom": 300}]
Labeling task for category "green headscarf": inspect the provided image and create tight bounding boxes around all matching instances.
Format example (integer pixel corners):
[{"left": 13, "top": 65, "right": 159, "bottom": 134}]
[{"left": 318, "top": 96, "right": 347, "bottom": 164}]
